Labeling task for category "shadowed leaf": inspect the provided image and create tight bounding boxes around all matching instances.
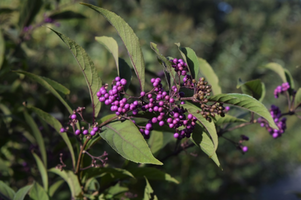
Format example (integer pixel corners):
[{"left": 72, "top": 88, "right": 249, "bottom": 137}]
[
  {"left": 0, "top": 181, "right": 15, "bottom": 200},
  {"left": 49, "top": 11, "right": 86, "bottom": 20},
  {"left": 237, "top": 79, "right": 265, "bottom": 101},
  {"left": 28, "top": 182, "right": 49, "bottom": 200},
  {"left": 32, "top": 152, "right": 48, "bottom": 191},
  {"left": 13, "top": 184, "right": 33, "bottom": 200}
]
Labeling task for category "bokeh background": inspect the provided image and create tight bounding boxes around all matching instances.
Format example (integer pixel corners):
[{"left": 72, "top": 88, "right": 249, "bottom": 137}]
[{"left": 1, "top": 0, "right": 301, "bottom": 199}]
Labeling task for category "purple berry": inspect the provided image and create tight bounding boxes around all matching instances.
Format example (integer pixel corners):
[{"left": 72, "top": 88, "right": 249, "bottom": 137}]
[
  {"left": 159, "top": 121, "right": 164, "bottom": 126},
  {"left": 75, "top": 130, "right": 80, "bottom": 135},
  {"left": 120, "top": 79, "right": 127, "bottom": 85},
  {"left": 152, "top": 117, "right": 158, "bottom": 123},
  {"left": 242, "top": 146, "right": 248, "bottom": 152},
  {"left": 71, "top": 114, "right": 77, "bottom": 119},
  {"left": 93, "top": 127, "right": 98, "bottom": 132},
  {"left": 90, "top": 130, "right": 96, "bottom": 136},
  {"left": 115, "top": 77, "right": 121, "bottom": 81},
  {"left": 60, "top": 127, "right": 65, "bottom": 133},
  {"left": 174, "top": 133, "right": 179, "bottom": 138},
  {"left": 83, "top": 130, "right": 88, "bottom": 135}
]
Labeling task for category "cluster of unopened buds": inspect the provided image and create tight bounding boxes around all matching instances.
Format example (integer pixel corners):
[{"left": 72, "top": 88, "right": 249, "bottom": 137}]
[
  {"left": 60, "top": 107, "right": 100, "bottom": 137},
  {"left": 274, "top": 82, "right": 290, "bottom": 98},
  {"left": 258, "top": 105, "right": 287, "bottom": 138}
]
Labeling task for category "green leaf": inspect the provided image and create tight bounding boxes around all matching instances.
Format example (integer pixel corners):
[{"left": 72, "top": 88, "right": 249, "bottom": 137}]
[
  {"left": 182, "top": 103, "right": 218, "bottom": 150},
  {"left": 13, "top": 70, "right": 72, "bottom": 114},
  {"left": 208, "top": 93, "right": 278, "bottom": 129},
  {"left": 82, "top": 167, "right": 134, "bottom": 183},
  {"left": 32, "top": 152, "right": 48, "bottom": 191},
  {"left": 150, "top": 42, "right": 176, "bottom": 88},
  {"left": 29, "top": 182, "right": 49, "bottom": 200},
  {"left": 175, "top": 43, "right": 199, "bottom": 80},
  {"left": 49, "top": 11, "right": 86, "bottom": 20},
  {"left": 0, "top": 30, "right": 4, "bottom": 69},
  {"left": 143, "top": 177, "right": 158, "bottom": 200},
  {"left": 18, "top": 0, "right": 43, "bottom": 30},
  {"left": 30, "top": 106, "right": 76, "bottom": 169},
  {"left": 191, "top": 124, "right": 221, "bottom": 168},
  {"left": 101, "top": 120, "right": 162, "bottom": 165},
  {"left": 294, "top": 88, "right": 301, "bottom": 109},
  {"left": 50, "top": 28, "right": 102, "bottom": 119},
  {"left": 95, "top": 36, "right": 119, "bottom": 70},
  {"left": 215, "top": 114, "right": 247, "bottom": 126},
  {"left": 42, "top": 77, "right": 70, "bottom": 95},
  {"left": 13, "top": 184, "right": 33, "bottom": 200},
  {"left": 48, "top": 180, "right": 64, "bottom": 198},
  {"left": 0, "top": 181, "right": 15, "bottom": 200},
  {"left": 24, "top": 110, "right": 47, "bottom": 167},
  {"left": 49, "top": 168, "right": 82, "bottom": 198},
  {"left": 118, "top": 58, "right": 132, "bottom": 92},
  {"left": 127, "top": 167, "right": 179, "bottom": 184},
  {"left": 106, "top": 183, "right": 128, "bottom": 197},
  {"left": 237, "top": 79, "right": 265, "bottom": 101},
  {"left": 265, "top": 62, "right": 295, "bottom": 95},
  {"left": 80, "top": 3, "right": 145, "bottom": 91},
  {"left": 198, "top": 58, "right": 221, "bottom": 95},
  {"left": 148, "top": 131, "right": 175, "bottom": 154}
]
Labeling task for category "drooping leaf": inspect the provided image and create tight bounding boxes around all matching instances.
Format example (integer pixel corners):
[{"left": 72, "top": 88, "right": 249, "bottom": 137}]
[
  {"left": 82, "top": 167, "right": 134, "bottom": 183},
  {"left": 101, "top": 120, "right": 162, "bottom": 165},
  {"left": 95, "top": 36, "right": 119, "bottom": 70},
  {"left": 264, "top": 62, "right": 295, "bottom": 95},
  {"left": 143, "top": 177, "right": 158, "bottom": 200},
  {"left": 182, "top": 103, "right": 218, "bottom": 150},
  {"left": 175, "top": 43, "right": 199, "bottom": 80},
  {"left": 148, "top": 131, "right": 175, "bottom": 154},
  {"left": 294, "top": 88, "right": 301, "bottom": 109},
  {"left": 191, "top": 124, "right": 221, "bottom": 168},
  {"left": 49, "top": 168, "right": 82, "bottom": 198},
  {"left": 42, "top": 77, "right": 70, "bottom": 95},
  {"left": 28, "top": 182, "right": 49, "bottom": 200},
  {"left": 48, "top": 180, "right": 64, "bottom": 198},
  {"left": 30, "top": 106, "right": 76, "bottom": 169},
  {"left": 237, "top": 79, "right": 265, "bottom": 101},
  {"left": 50, "top": 29, "right": 102, "bottom": 119},
  {"left": 14, "top": 70, "right": 72, "bottom": 114},
  {"left": 106, "top": 183, "right": 128, "bottom": 197},
  {"left": 32, "top": 152, "right": 48, "bottom": 191},
  {"left": 127, "top": 167, "right": 179, "bottom": 184},
  {"left": 215, "top": 114, "right": 247, "bottom": 126},
  {"left": 150, "top": 42, "right": 176, "bottom": 88},
  {"left": 13, "top": 184, "right": 33, "bottom": 200},
  {"left": 208, "top": 93, "right": 278, "bottom": 129},
  {"left": 24, "top": 110, "right": 47, "bottom": 167},
  {"left": 80, "top": 3, "right": 145, "bottom": 91},
  {"left": 198, "top": 58, "right": 221, "bottom": 95},
  {"left": 49, "top": 11, "right": 86, "bottom": 20},
  {"left": 0, "top": 30, "right": 4, "bottom": 69},
  {"left": 0, "top": 181, "right": 15, "bottom": 200},
  {"left": 18, "top": 0, "right": 43, "bottom": 30}
]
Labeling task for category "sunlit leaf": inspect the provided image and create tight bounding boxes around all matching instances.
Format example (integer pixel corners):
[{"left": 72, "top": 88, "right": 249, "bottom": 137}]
[
  {"left": 24, "top": 110, "right": 47, "bottom": 167},
  {"left": 50, "top": 29, "right": 102, "bottom": 119},
  {"left": 30, "top": 106, "right": 76, "bottom": 169},
  {"left": 192, "top": 124, "right": 221, "bottom": 168},
  {"left": 127, "top": 167, "right": 179, "bottom": 184},
  {"left": 182, "top": 103, "right": 218, "bottom": 150},
  {"left": 14, "top": 70, "right": 72, "bottom": 114},
  {"left": 143, "top": 177, "right": 158, "bottom": 200},
  {"left": 81, "top": 3, "right": 145, "bottom": 91},
  {"left": 237, "top": 79, "right": 265, "bottom": 101},
  {"left": 32, "top": 152, "right": 48, "bottom": 191},
  {"left": 49, "top": 168, "right": 82, "bottom": 198},
  {"left": 198, "top": 58, "right": 221, "bottom": 95},
  {"left": 13, "top": 184, "right": 33, "bottom": 200},
  {"left": 148, "top": 131, "right": 175, "bottom": 154},
  {"left": 48, "top": 180, "right": 64, "bottom": 198},
  {"left": 0, "top": 181, "right": 15, "bottom": 200},
  {"left": 28, "top": 182, "right": 49, "bottom": 200},
  {"left": 49, "top": 11, "right": 86, "bottom": 20},
  {"left": 101, "top": 120, "right": 162, "bottom": 165},
  {"left": 215, "top": 114, "right": 247, "bottom": 126},
  {"left": 95, "top": 36, "right": 119, "bottom": 70},
  {"left": 208, "top": 93, "right": 278, "bottom": 129}
]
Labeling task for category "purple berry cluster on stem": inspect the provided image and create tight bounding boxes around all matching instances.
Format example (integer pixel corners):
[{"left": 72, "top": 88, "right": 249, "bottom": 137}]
[
  {"left": 258, "top": 105, "right": 287, "bottom": 138},
  {"left": 274, "top": 82, "right": 290, "bottom": 98}
]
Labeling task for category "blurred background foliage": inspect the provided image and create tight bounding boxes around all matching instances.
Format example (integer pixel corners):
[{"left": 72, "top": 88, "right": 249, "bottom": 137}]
[{"left": 1, "top": 0, "right": 301, "bottom": 199}]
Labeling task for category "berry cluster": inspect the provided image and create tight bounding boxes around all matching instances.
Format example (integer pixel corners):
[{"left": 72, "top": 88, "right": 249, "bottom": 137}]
[
  {"left": 60, "top": 107, "right": 100, "bottom": 137},
  {"left": 274, "top": 82, "right": 290, "bottom": 98},
  {"left": 258, "top": 105, "right": 287, "bottom": 138},
  {"left": 238, "top": 135, "right": 249, "bottom": 153}
]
